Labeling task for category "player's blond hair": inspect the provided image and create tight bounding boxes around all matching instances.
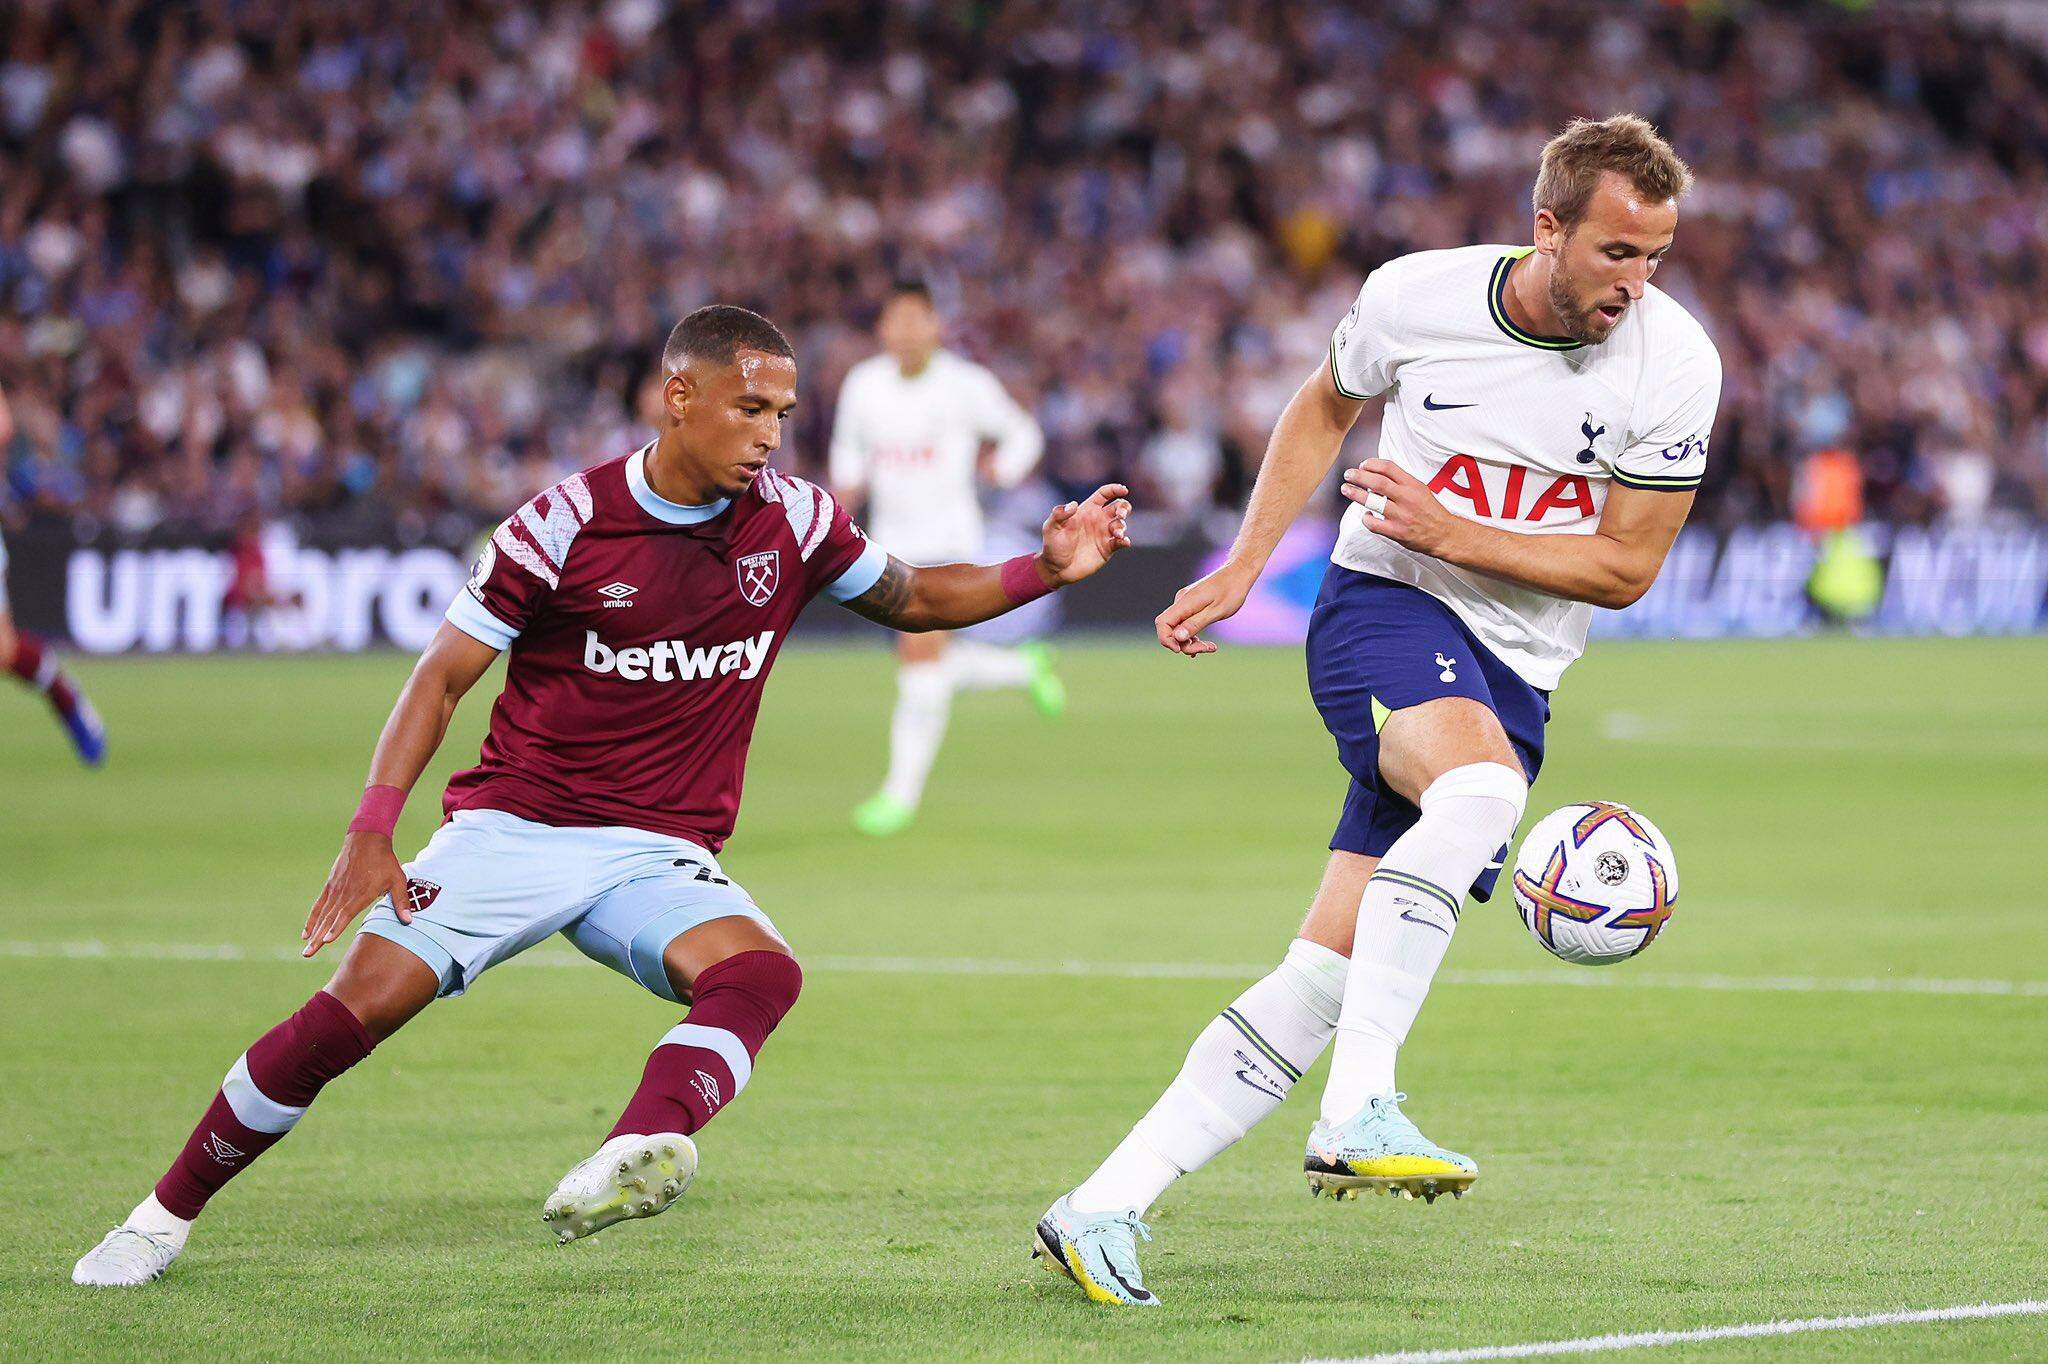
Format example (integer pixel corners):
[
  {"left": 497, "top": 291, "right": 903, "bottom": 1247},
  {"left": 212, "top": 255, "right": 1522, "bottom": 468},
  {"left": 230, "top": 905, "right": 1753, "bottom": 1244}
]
[{"left": 1532, "top": 115, "right": 1692, "bottom": 230}]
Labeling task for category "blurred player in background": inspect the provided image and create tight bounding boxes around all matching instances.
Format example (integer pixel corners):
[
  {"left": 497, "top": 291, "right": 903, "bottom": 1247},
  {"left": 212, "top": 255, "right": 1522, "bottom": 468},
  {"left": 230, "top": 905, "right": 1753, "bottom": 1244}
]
[
  {"left": 72, "top": 306, "right": 1131, "bottom": 1288},
  {"left": 1035, "top": 116, "right": 1720, "bottom": 1305},
  {"left": 830, "top": 281, "right": 1060, "bottom": 837},
  {"left": 0, "top": 383, "right": 106, "bottom": 766}
]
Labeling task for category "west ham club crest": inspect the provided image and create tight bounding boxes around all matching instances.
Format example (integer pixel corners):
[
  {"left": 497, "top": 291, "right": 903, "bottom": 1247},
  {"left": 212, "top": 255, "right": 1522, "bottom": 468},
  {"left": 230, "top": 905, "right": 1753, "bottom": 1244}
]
[{"left": 737, "top": 550, "right": 780, "bottom": 606}]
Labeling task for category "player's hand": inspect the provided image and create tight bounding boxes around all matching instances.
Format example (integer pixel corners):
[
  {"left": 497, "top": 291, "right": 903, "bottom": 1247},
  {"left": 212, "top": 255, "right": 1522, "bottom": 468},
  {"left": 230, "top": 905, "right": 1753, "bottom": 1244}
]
[
  {"left": 302, "top": 832, "right": 412, "bottom": 958},
  {"left": 1156, "top": 561, "right": 1256, "bottom": 657},
  {"left": 1341, "top": 459, "right": 1463, "bottom": 558},
  {"left": 1038, "top": 483, "right": 1133, "bottom": 585}
]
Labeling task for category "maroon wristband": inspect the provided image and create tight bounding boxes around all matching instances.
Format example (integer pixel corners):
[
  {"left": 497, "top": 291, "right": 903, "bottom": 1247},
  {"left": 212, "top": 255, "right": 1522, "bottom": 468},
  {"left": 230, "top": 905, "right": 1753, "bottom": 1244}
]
[
  {"left": 999, "top": 553, "right": 1056, "bottom": 606},
  {"left": 347, "top": 784, "right": 406, "bottom": 838}
]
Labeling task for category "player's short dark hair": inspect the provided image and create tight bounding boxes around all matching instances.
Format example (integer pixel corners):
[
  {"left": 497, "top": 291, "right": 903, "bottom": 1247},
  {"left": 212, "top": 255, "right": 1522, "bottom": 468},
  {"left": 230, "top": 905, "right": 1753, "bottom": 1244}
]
[
  {"left": 1533, "top": 114, "right": 1692, "bottom": 231},
  {"left": 887, "top": 279, "right": 933, "bottom": 306},
  {"left": 662, "top": 305, "right": 793, "bottom": 373}
]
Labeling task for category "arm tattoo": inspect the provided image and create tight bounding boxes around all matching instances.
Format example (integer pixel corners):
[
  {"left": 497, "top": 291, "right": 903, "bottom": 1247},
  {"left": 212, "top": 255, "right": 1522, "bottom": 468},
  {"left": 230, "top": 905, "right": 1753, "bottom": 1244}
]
[{"left": 843, "top": 554, "right": 921, "bottom": 629}]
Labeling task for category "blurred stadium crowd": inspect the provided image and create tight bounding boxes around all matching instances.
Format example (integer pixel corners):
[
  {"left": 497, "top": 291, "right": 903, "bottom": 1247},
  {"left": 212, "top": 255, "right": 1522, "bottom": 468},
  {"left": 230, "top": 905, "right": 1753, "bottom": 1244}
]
[{"left": 3, "top": 0, "right": 2047, "bottom": 545}]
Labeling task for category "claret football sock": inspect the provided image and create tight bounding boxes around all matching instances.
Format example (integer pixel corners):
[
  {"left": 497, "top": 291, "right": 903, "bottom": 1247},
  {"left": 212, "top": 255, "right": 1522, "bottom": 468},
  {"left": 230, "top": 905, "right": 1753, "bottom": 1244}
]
[
  {"left": 1070, "top": 938, "right": 1347, "bottom": 1216},
  {"left": 609, "top": 950, "right": 803, "bottom": 1139},
  {"left": 154, "top": 989, "right": 377, "bottom": 1219},
  {"left": 1320, "top": 762, "right": 1527, "bottom": 1125},
  {"left": 7, "top": 630, "right": 76, "bottom": 709}
]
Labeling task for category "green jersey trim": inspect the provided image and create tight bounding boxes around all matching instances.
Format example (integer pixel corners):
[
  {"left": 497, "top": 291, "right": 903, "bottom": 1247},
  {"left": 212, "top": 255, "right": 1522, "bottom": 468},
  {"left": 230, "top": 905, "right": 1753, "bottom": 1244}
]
[{"left": 1328, "top": 335, "right": 1371, "bottom": 401}]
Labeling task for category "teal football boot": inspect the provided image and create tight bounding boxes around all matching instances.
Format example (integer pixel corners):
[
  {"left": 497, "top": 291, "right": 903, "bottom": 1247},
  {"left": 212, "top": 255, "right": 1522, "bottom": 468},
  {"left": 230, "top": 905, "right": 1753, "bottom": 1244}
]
[
  {"left": 1031, "top": 1195, "right": 1159, "bottom": 1306},
  {"left": 1305, "top": 1092, "right": 1478, "bottom": 1202}
]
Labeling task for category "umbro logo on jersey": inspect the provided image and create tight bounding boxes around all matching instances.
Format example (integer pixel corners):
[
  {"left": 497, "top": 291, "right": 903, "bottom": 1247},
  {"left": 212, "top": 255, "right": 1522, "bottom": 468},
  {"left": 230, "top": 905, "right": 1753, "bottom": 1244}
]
[
  {"left": 584, "top": 629, "right": 775, "bottom": 683},
  {"left": 1421, "top": 394, "right": 1477, "bottom": 411},
  {"left": 598, "top": 581, "right": 639, "bottom": 608}
]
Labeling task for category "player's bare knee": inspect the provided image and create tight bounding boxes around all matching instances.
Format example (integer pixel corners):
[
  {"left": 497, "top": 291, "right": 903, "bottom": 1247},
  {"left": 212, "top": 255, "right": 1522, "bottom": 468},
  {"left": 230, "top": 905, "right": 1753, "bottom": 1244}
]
[
  {"left": 324, "top": 937, "right": 438, "bottom": 1042},
  {"left": 897, "top": 630, "right": 947, "bottom": 664},
  {"left": 661, "top": 915, "right": 792, "bottom": 1001}
]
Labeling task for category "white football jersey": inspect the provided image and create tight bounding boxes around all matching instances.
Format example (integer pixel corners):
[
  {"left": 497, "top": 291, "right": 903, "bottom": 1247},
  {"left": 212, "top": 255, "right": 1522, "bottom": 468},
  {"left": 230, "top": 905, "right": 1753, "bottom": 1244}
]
[
  {"left": 828, "top": 349, "right": 1043, "bottom": 561},
  {"left": 1328, "top": 244, "right": 1721, "bottom": 690}
]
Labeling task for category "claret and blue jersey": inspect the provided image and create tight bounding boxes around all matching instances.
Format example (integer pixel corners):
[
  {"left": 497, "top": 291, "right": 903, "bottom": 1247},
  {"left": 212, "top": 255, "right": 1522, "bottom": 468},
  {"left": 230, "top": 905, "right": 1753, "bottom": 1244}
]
[{"left": 440, "top": 444, "right": 886, "bottom": 851}]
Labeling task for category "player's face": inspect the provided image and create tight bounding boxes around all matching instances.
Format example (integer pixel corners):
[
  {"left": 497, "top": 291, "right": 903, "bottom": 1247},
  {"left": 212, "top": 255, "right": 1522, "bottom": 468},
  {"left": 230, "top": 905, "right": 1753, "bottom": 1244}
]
[
  {"left": 665, "top": 349, "right": 799, "bottom": 496},
  {"left": 878, "top": 295, "right": 940, "bottom": 369},
  {"left": 1540, "top": 172, "right": 1678, "bottom": 345}
]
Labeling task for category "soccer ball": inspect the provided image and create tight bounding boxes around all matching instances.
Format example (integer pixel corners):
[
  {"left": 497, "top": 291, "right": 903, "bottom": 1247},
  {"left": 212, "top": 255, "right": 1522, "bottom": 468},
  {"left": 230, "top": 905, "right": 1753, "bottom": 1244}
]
[{"left": 1510, "top": 802, "right": 1678, "bottom": 965}]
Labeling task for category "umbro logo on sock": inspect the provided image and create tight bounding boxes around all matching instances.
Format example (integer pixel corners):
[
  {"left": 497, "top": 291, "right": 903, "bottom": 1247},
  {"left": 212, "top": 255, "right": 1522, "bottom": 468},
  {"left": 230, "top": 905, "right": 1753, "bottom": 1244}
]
[
  {"left": 689, "top": 1069, "right": 723, "bottom": 1111},
  {"left": 203, "top": 1131, "right": 246, "bottom": 1164}
]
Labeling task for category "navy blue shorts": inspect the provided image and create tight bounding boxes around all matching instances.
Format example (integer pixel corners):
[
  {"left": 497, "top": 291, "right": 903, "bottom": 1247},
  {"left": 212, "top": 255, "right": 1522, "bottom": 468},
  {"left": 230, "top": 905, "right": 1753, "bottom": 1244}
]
[{"left": 1305, "top": 565, "right": 1549, "bottom": 901}]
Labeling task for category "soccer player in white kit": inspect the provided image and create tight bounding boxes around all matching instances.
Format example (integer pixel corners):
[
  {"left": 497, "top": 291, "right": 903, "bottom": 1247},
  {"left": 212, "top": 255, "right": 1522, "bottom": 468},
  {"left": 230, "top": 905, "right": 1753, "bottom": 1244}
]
[
  {"left": 1034, "top": 116, "right": 1722, "bottom": 1306},
  {"left": 829, "top": 282, "right": 1061, "bottom": 837}
]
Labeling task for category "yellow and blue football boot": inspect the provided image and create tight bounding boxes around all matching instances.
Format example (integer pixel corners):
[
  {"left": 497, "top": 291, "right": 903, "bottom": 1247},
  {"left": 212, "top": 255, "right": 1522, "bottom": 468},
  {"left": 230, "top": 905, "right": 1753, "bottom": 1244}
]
[
  {"left": 1031, "top": 1195, "right": 1159, "bottom": 1306},
  {"left": 1305, "top": 1092, "right": 1477, "bottom": 1202}
]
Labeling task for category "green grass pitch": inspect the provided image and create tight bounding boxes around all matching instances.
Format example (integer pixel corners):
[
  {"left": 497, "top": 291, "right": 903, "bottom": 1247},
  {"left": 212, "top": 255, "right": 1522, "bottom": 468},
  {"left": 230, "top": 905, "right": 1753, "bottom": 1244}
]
[{"left": 3, "top": 636, "right": 2045, "bottom": 1360}]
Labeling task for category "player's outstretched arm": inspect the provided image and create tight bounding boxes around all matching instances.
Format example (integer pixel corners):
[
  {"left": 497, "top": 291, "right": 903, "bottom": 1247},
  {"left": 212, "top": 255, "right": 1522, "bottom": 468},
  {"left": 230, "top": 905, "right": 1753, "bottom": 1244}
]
[
  {"left": 842, "top": 484, "right": 1131, "bottom": 633},
  {"left": 301, "top": 623, "right": 500, "bottom": 958},
  {"left": 1341, "top": 463, "right": 1694, "bottom": 609},
  {"left": 1157, "top": 363, "right": 1364, "bottom": 656}
]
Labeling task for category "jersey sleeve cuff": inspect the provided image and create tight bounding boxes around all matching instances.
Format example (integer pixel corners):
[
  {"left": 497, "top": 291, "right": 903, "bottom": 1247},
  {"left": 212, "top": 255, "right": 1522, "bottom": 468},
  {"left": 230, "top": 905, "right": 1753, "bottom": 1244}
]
[
  {"left": 1610, "top": 467, "right": 1704, "bottom": 491},
  {"left": 444, "top": 589, "right": 519, "bottom": 650},
  {"left": 1328, "top": 336, "right": 1371, "bottom": 401},
  {"left": 823, "top": 539, "right": 889, "bottom": 602}
]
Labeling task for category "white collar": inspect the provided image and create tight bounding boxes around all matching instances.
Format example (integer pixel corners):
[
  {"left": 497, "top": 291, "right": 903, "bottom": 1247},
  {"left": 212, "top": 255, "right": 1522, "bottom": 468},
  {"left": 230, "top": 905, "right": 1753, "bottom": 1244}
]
[{"left": 627, "top": 445, "right": 730, "bottom": 525}]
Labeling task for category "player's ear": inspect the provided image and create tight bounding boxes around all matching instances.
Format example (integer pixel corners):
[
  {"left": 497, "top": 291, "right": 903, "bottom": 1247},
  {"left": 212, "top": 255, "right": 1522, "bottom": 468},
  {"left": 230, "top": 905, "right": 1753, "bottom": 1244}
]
[
  {"left": 663, "top": 371, "right": 693, "bottom": 422},
  {"left": 1532, "top": 209, "right": 1564, "bottom": 259}
]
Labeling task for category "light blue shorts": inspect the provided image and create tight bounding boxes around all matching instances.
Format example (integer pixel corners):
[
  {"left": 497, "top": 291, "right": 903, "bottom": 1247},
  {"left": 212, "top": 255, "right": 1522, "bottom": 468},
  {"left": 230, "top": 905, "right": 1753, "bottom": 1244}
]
[{"left": 358, "top": 809, "right": 779, "bottom": 1001}]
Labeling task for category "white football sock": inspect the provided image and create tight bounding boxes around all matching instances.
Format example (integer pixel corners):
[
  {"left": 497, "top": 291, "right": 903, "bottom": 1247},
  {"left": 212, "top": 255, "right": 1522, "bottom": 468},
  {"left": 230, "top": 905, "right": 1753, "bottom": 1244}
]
[
  {"left": 879, "top": 662, "right": 952, "bottom": 808},
  {"left": 126, "top": 1193, "right": 193, "bottom": 1246},
  {"left": 1070, "top": 938, "right": 1347, "bottom": 1215},
  {"left": 945, "top": 641, "right": 1033, "bottom": 691},
  {"left": 1321, "top": 762, "right": 1527, "bottom": 1124}
]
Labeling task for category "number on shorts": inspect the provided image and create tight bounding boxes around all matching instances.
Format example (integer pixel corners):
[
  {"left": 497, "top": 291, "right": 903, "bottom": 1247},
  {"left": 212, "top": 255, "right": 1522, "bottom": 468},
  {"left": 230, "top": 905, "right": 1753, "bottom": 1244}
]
[{"left": 672, "top": 858, "right": 730, "bottom": 887}]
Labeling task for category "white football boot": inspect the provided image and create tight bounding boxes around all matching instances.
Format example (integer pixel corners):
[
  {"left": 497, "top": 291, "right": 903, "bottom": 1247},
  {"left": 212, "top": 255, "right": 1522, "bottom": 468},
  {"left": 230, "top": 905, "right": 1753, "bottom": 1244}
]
[
  {"left": 72, "top": 1225, "right": 184, "bottom": 1286},
  {"left": 542, "top": 1132, "right": 697, "bottom": 1244}
]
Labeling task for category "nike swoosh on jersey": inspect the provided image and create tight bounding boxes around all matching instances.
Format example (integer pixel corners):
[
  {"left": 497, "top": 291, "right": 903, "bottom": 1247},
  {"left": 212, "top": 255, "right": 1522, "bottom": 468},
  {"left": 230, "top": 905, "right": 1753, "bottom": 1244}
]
[{"left": 1421, "top": 394, "right": 1477, "bottom": 411}]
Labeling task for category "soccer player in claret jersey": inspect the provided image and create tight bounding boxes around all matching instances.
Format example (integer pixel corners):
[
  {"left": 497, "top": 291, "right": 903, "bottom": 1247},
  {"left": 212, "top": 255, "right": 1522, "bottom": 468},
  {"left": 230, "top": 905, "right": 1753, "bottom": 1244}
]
[
  {"left": 1034, "top": 116, "right": 1721, "bottom": 1306},
  {"left": 71, "top": 305, "right": 1132, "bottom": 1287},
  {"left": 0, "top": 382, "right": 107, "bottom": 766}
]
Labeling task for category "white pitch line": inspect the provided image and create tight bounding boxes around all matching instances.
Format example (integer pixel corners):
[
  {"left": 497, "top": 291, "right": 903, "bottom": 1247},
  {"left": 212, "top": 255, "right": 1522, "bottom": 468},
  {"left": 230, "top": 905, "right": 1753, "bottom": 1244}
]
[
  {"left": 1310, "top": 1298, "right": 2048, "bottom": 1363},
  {"left": 3, "top": 939, "right": 2047, "bottom": 998}
]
